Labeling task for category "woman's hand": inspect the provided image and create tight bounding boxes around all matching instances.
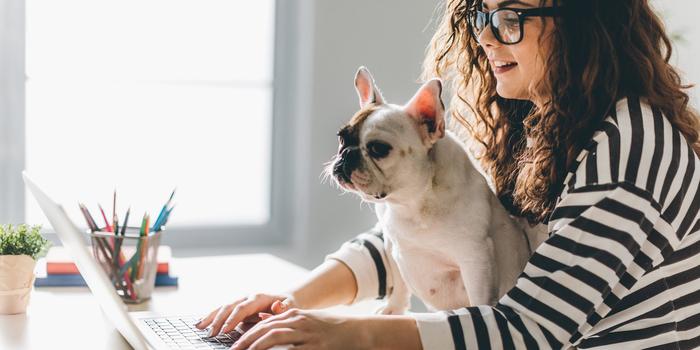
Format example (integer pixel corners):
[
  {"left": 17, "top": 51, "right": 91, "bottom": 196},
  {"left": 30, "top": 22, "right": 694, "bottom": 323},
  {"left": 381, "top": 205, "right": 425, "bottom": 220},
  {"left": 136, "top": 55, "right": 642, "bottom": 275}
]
[
  {"left": 230, "top": 308, "right": 370, "bottom": 350},
  {"left": 195, "top": 292, "right": 297, "bottom": 337},
  {"left": 194, "top": 258, "right": 363, "bottom": 340}
]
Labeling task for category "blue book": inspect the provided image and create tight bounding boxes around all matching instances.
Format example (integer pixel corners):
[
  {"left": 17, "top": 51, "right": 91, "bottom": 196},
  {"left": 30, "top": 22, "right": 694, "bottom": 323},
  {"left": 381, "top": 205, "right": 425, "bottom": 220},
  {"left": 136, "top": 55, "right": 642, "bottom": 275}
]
[{"left": 35, "top": 273, "right": 178, "bottom": 287}]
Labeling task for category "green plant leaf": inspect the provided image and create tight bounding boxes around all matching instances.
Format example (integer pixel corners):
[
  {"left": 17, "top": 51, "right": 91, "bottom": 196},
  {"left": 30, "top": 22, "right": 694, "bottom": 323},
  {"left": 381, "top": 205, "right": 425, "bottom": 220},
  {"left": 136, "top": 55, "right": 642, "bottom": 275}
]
[{"left": 0, "top": 224, "right": 52, "bottom": 260}]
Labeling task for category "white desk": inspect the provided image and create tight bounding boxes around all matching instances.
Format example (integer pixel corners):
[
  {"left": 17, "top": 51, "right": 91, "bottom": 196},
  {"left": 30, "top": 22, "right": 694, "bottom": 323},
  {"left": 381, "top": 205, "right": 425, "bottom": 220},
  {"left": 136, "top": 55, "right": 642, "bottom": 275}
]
[{"left": 0, "top": 254, "right": 382, "bottom": 349}]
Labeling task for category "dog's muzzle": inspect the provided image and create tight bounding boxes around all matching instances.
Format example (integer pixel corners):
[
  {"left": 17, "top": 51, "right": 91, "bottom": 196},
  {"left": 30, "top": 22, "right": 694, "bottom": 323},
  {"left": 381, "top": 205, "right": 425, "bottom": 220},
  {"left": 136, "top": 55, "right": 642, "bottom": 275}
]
[{"left": 333, "top": 147, "right": 361, "bottom": 184}]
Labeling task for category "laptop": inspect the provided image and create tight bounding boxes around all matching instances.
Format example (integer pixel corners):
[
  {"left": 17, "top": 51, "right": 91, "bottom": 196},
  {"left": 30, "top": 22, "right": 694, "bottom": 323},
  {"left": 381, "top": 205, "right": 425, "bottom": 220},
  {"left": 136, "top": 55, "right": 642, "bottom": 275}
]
[{"left": 23, "top": 172, "right": 285, "bottom": 350}]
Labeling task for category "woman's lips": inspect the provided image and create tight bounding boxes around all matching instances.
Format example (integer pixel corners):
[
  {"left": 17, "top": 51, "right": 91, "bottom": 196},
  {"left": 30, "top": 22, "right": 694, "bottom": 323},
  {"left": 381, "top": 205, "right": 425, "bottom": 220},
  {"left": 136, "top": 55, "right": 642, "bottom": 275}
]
[
  {"left": 493, "top": 63, "right": 517, "bottom": 75},
  {"left": 490, "top": 60, "right": 518, "bottom": 75}
]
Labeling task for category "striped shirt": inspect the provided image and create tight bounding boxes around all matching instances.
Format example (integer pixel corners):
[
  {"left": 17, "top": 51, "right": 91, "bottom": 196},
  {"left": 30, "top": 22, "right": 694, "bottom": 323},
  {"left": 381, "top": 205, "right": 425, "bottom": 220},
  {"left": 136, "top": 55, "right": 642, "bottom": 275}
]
[{"left": 325, "top": 96, "right": 700, "bottom": 349}]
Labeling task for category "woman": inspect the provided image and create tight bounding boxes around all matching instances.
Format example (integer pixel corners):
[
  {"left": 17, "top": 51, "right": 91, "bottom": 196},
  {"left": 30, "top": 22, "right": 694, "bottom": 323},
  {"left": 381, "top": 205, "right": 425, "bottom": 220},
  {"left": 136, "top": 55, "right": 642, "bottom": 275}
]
[{"left": 197, "top": 0, "right": 700, "bottom": 348}]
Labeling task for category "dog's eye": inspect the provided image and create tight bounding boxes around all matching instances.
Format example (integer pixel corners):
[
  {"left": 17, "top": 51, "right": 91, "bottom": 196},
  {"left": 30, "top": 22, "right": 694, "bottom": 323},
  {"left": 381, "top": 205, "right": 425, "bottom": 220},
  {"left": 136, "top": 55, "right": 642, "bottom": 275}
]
[{"left": 367, "top": 141, "right": 392, "bottom": 159}]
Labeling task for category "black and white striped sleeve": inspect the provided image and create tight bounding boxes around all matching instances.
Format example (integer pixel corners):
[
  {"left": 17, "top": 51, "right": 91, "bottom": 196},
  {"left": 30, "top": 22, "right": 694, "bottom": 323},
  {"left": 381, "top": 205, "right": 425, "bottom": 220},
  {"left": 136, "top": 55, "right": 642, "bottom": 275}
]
[
  {"left": 324, "top": 222, "right": 397, "bottom": 303},
  {"left": 412, "top": 181, "right": 665, "bottom": 349}
]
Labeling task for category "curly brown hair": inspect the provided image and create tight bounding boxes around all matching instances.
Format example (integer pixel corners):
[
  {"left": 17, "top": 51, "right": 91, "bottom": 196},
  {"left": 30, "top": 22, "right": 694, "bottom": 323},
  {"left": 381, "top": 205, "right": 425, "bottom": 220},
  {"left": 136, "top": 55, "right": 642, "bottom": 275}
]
[{"left": 422, "top": 0, "right": 700, "bottom": 224}]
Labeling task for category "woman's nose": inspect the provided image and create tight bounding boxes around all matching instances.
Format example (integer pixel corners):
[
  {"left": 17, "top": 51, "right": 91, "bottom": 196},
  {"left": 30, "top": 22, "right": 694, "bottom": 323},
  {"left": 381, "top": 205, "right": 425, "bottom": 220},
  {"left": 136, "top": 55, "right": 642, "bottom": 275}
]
[{"left": 477, "top": 25, "right": 501, "bottom": 48}]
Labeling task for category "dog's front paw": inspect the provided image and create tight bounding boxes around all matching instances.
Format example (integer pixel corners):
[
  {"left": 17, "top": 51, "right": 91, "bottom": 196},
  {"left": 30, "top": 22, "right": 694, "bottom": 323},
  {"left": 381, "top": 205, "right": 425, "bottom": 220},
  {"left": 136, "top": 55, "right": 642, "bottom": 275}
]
[{"left": 374, "top": 303, "right": 408, "bottom": 315}]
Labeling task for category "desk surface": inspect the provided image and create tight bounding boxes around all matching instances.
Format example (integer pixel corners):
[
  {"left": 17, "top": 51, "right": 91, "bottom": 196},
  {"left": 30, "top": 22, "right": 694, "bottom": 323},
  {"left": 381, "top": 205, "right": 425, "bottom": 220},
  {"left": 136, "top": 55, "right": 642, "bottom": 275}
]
[{"left": 0, "top": 253, "right": 381, "bottom": 350}]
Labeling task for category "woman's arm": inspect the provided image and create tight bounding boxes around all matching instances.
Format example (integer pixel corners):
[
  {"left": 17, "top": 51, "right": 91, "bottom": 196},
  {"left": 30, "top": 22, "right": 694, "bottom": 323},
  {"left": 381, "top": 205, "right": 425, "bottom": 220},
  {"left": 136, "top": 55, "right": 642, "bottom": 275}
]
[
  {"left": 364, "top": 315, "right": 423, "bottom": 350},
  {"left": 283, "top": 258, "right": 359, "bottom": 309},
  {"left": 285, "top": 221, "right": 396, "bottom": 309}
]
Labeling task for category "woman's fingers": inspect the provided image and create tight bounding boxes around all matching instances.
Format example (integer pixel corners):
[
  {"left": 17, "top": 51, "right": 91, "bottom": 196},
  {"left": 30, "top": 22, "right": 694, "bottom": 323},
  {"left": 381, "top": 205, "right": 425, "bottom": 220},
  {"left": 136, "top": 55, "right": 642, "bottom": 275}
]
[
  {"left": 232, "top": 312, "right": 299, "bottom": 349},
  {"left": 194, "top": 305, "right": 225, "bottom": 329},
  {"left": 206, "top": 297, "right": 247, "bottom": 336},
  {"left": 219, "top": 295, "right": 275, "bottom": 335},
  {"left": 247, "top": 328, "right": 306, "bottom": 350},
  {"left": 270, "top": 299, "right": 290, "bottom": 314},
  {"left": 207, "top": 304, "right": 236, "bottom": 337}
]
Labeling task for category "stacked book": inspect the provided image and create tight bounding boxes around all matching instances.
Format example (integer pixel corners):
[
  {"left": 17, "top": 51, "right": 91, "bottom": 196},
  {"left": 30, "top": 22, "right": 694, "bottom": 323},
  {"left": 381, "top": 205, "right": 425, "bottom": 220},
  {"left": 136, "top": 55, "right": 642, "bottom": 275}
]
[{"left": 35, "top": 245, "right": 178, "bottom": 287}]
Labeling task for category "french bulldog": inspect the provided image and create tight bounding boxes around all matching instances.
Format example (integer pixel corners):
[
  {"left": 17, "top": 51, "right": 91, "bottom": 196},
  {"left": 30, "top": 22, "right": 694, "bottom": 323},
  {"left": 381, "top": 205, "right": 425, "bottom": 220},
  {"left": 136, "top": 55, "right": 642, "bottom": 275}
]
[{"left": 326, "top": 67, "right": 542, "bottom": 313}]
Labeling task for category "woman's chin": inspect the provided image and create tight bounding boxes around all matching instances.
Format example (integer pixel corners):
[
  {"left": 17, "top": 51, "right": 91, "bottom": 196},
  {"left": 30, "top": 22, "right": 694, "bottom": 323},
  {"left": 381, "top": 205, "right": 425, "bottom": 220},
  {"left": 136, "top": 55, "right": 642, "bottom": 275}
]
[{"left": 495, "top": 83, "right": 529, "bottom": 101}]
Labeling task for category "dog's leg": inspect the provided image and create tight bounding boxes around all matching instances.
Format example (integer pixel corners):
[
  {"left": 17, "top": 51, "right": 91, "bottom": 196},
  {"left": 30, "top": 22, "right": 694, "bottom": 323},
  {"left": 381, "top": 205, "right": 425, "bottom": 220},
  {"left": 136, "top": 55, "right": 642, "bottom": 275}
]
[
  {"left": 459, "top": 237, "right": 499, "bottom": 306},
  {"left": 375, "top": 238, "right": 411, "bottom": 315},
  {"left": 376, "top": 273, "right": 411, "bottom": 315}
]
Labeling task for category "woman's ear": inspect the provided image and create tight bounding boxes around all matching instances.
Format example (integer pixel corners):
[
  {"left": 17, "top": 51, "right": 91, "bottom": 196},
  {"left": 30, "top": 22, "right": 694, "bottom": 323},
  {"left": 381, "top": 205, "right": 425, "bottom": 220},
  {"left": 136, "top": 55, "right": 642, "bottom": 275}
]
[
  {"left": 354, "top": 66, "right": 385, "bottom": 108},
  {"left": 404, "top": 79, "right": 445, "bottom": 146}
]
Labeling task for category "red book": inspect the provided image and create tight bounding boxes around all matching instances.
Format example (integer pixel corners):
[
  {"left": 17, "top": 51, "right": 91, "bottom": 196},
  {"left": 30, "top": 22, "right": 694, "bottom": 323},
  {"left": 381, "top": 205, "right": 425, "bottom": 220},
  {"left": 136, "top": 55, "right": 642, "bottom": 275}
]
[{"left": 45, "top": 245, "right": 171, "bottom": 275}]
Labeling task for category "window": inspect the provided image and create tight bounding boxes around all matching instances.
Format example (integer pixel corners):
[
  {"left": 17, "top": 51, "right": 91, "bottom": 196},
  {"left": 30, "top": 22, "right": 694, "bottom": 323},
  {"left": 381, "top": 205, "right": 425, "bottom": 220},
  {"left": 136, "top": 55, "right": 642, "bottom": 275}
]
[
  {"left": 26, "top": 0, "right": 275, "bottom": 230},
  {"left": 0, "top": 0, "right": 306, "bottom": 247}
]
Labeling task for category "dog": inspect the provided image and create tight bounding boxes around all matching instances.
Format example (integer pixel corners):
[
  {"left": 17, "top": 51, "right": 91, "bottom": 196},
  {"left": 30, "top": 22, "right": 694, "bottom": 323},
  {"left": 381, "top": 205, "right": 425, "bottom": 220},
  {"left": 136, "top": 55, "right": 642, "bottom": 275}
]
[{"left": 326, "top": 67, "right": 544, "bottom": 313}]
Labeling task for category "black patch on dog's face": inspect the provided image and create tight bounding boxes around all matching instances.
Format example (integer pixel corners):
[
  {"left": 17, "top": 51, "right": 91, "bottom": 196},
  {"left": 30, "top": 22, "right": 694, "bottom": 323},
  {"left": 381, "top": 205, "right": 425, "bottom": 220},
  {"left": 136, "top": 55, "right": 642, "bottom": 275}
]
[
  {"left": 334, "top": 125, "right": 362, "bottom": 183},
  {"left": 337, "top": 125, "right": 359, "bottom": 151},
  {"left": 332, "top": 105, "right": 381, "bottom": 185}
]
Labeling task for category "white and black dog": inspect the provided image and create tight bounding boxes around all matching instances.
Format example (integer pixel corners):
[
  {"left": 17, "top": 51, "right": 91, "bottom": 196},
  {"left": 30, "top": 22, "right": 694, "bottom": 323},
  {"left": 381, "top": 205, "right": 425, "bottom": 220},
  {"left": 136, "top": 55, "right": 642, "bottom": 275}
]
[{"left": 327, "top": 67, "right": 545, "bottom": 313}]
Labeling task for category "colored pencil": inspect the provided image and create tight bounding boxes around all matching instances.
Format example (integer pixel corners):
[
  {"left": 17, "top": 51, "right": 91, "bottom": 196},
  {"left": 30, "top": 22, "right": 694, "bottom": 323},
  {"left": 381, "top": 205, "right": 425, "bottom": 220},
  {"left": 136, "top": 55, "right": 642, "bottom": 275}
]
[
  {"left": 78, "top": 203, "right": 99, "bottom": 232},
  {"left": 137, "top": 215, "right": 150, "bottom": 279},
  {"left": 160, "top": 204, "right": 175, "bottom": 231},
  {"left": 119, "top": 207, "right": 136, "bottom": 300},
  {"left": 98, "top": 204, "right": 112, "bottom": 232},
  {"left": 152, "top": 189, "right": 175, "bottom": 232},
  {"left": 112, "top": 189, "right": 118, "bottom": 237},
  {"left": 131, "top": 214, "right": 148, "bottom": 281}
]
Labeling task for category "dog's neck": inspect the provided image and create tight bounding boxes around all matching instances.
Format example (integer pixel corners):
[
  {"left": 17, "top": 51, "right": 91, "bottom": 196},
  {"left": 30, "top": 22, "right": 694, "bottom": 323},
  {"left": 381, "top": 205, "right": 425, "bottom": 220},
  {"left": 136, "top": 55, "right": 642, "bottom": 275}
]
[{"left": 384, "top": 131, "right": 484, "bottom": 216}]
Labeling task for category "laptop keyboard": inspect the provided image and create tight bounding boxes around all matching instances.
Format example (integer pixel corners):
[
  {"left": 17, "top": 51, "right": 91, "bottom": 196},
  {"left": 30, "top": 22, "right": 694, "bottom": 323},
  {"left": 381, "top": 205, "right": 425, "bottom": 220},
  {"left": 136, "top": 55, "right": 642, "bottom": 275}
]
[{"left": 143, "top": 317, "right": 243, "bottom": 349}]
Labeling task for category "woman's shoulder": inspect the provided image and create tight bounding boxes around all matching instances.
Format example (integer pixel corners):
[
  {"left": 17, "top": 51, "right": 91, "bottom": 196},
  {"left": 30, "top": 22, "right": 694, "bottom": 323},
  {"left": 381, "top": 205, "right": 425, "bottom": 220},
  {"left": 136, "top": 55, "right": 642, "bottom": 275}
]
[{"left": 561, "top": 96, "right": 698, "bottom": 206}]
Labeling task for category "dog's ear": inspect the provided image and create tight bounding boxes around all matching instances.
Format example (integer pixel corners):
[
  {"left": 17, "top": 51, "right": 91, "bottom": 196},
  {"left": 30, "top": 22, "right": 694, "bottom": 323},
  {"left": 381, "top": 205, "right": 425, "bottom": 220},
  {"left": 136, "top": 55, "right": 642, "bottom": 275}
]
[
  {"left": 354, "top": 66, "right": 385, "bottom": 108},
  {"left": 404, "top": 79, "right": 445, "bottom": 146}
]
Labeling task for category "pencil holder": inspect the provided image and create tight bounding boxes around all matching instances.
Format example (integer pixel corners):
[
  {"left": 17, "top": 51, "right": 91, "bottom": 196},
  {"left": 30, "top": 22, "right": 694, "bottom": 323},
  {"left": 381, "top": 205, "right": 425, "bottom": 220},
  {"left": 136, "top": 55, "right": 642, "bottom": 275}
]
[{"left": 89, "top": 227, "right": 162, "bottom": 304}]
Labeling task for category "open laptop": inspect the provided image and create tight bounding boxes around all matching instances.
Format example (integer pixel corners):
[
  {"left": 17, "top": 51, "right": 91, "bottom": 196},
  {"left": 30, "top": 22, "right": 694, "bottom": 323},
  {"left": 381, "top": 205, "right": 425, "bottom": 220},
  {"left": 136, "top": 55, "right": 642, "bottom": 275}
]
[{"left": 23, "top": 172, "right": 281, "bottom": 350}]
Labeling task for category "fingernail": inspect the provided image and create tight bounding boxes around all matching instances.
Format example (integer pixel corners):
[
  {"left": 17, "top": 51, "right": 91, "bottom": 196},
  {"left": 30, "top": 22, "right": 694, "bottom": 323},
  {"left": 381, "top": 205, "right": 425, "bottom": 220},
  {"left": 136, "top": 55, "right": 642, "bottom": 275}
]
[{"left": 194, "top": 319, "right": 202, "bottom": 326}]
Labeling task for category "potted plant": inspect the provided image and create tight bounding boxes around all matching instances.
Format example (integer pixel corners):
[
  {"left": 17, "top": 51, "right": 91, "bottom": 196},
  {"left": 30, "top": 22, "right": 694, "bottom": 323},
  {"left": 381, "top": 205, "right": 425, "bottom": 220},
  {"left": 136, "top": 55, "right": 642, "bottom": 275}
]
[{"left": 0, "top": 224, "right": 50, "bottom": 314}]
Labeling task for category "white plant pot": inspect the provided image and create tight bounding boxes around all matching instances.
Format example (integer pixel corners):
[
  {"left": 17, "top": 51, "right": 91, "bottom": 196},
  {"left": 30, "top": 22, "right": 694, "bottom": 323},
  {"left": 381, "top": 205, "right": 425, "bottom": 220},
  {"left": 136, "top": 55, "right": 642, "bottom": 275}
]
[{"left": 0, "top": 255, "right": 37, "bottom": 315}]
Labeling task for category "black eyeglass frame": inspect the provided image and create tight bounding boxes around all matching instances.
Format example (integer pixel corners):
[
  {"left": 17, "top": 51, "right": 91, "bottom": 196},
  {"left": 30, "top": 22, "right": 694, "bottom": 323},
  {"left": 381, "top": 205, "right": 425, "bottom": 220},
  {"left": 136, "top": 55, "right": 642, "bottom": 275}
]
[{"left": 469, "top": 7, "right": 561, "bottom": 45}]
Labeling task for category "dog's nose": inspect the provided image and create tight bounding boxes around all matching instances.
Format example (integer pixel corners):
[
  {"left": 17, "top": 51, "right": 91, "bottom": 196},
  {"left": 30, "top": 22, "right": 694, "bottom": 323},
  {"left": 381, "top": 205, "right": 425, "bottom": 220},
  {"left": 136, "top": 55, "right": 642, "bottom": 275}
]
[{"left": 333, "top": 147, "right": 361, "bottom": 183}]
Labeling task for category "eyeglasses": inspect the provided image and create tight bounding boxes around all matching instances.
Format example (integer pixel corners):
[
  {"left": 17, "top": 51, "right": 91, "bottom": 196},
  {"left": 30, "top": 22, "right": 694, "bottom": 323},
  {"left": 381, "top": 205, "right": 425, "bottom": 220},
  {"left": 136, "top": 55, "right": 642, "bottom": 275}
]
[{"left": 468, "top": 7, "right": 560, "bottom": 45}]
